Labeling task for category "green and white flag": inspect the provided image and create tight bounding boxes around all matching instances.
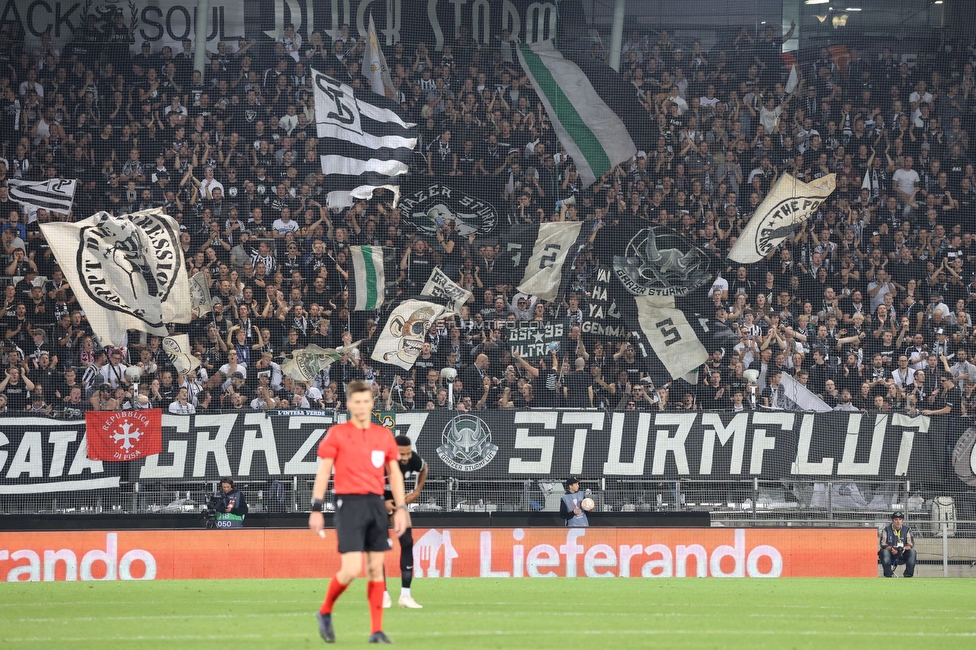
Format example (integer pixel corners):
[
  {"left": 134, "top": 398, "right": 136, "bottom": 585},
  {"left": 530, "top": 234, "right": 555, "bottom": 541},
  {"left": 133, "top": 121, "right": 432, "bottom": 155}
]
[
  {"left": 517, "top": 40, "right": 637, "bottom": 189},
  {"left": 282, "top": 342, "right": 361, "bottom": 383},
  {"left": 349, "top": 245, "right": 393, "bottom": 311}
]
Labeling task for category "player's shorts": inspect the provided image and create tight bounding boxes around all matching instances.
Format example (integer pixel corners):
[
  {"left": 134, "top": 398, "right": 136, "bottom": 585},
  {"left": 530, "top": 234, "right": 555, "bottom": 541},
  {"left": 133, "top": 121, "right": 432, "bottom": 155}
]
[{"left": 334, "top": 494, "right": 392, "bottom": 554}]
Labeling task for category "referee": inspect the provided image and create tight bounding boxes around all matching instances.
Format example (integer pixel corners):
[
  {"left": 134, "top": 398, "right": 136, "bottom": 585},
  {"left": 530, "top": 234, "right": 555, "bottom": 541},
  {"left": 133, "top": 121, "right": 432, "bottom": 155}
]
[
  {"left": 309, "top": 380, "right": 410, "bottom": 645},
  {"left": 383, "top": 435, "right": 428, "bottom": 609}
]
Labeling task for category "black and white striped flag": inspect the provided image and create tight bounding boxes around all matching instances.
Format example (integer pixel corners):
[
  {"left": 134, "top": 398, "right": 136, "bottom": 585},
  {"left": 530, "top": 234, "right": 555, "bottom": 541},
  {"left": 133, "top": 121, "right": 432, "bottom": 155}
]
[
  {"left": 7, "top": 178, "right": 76, "bottom": 214},
  {"left": 312, "top": 69, "right": 417, "bottom": 209}
]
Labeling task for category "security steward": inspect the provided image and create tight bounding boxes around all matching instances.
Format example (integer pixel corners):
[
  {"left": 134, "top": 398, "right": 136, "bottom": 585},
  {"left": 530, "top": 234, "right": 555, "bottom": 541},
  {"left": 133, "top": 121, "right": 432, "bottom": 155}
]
[
  {"left": 383, "top": 435, "right": 427, "bottom": 609},
  {"left": 880, "top": 511, "right": 916, "bottom": 577}
]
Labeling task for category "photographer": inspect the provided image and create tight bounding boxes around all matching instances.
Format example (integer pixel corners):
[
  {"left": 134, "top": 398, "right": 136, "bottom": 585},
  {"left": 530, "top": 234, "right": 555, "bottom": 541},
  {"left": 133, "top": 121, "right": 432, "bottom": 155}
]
[
  {"left": 879, "top": 511, "right": 915, "bottom": 578},
  {"left": 215, "top": 477, "right": 249, "bottom": 518}
]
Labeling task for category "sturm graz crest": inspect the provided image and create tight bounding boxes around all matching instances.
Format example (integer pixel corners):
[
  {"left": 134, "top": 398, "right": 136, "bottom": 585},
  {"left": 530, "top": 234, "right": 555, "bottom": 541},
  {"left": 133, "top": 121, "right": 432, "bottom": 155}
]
[
  {"left": 77, "top": 210, "right": 182, "bottom": 328},
  {"left": 436, "top": 415, "right": 498, "bottom": 472},
  {"left": 399, "top": 183, "right": 498, "bottom": 236},
  {"left": 613, "top": 227, "right": 712, "bottom": 297}
]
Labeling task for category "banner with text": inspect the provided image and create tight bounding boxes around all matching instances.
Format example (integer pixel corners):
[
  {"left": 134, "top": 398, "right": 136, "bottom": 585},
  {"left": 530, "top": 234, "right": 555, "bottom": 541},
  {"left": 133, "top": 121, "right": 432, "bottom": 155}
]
[
  {"left": 11, "top": 0, "right": 246, "bottom": 53},
  {"left": 0, "top": 528, "right": 877, "bottom": 581},
  {"left": 259, "top": 0, "right": 567, "bottom": 50},
  {"left": 0, "top": 411, "right": 970, "bottom": 494}
]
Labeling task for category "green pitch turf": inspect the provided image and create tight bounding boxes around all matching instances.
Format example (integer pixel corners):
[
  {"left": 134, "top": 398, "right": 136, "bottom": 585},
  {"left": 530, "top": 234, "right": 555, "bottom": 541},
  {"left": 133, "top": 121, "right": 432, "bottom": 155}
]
[{"left": 1, "top": 578, "right": 975, "bottom": 649}]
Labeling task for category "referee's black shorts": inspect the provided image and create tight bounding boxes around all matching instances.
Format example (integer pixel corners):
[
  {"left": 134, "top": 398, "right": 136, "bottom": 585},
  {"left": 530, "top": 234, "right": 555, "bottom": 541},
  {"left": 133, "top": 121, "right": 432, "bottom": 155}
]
[{"left": 334, "top": 494, "right": 392, "bottom": 554}]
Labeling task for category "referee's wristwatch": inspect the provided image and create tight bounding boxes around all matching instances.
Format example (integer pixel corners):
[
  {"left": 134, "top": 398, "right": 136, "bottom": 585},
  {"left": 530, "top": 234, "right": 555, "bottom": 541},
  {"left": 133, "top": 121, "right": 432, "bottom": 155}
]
[
  {"left": 310, "top": 498, "right": 327, "bottom": 512},
  {"left": 396, "top": 504, "right": 409, "bottom": 512}
]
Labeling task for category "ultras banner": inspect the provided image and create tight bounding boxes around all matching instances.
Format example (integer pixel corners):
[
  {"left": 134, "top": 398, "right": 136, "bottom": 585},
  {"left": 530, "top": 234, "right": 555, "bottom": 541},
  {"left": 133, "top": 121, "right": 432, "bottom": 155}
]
[
  {"left": 10, "top": 0, "right": 245, "bottom": 53},
  {"left": 0, "top": 528, "right": 878, "bottom": 581},
  {"left": 0, "top": 411, "right": 972, "bottom": 493},
  {"left": 259, "top": 0, "right": 569, "bottom": 50}
]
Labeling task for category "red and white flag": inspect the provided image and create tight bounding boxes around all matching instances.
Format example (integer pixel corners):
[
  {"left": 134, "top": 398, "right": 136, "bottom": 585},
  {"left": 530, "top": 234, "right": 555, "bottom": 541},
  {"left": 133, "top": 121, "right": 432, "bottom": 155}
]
[{"left": 85, "top": 410, "right": 163, "bottom": 462}]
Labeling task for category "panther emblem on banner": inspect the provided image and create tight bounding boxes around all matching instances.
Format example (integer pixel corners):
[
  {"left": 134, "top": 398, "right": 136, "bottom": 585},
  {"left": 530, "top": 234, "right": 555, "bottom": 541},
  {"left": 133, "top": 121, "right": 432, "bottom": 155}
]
[
  {"left": 436, "top": 415, "right": 498, "bottom": 472},
  {"left": 613, "top": 227, "right": 712, "bottom": 297},
  {"left": 399, "top": 183, "right": 498, "bottom": 236}
]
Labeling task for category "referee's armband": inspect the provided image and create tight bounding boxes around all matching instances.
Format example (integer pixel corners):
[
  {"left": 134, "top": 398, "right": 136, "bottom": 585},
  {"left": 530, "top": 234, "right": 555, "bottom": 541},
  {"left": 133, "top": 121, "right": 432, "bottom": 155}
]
[{"left": 310, "top": 498, "right": 327, "bottom": 512}]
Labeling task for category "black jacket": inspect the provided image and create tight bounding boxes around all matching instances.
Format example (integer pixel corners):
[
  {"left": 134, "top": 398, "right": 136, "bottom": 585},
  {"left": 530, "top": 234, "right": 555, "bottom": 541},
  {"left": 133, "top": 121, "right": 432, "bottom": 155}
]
[{"left": 218, "top": 489, "right": 249, "bottom": 516}]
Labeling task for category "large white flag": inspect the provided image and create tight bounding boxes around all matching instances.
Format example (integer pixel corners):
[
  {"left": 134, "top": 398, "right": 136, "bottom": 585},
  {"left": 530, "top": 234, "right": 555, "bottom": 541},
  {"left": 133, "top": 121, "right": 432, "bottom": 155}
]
[
  {"left": 365, "top": 13, "right": 395, "bottom": 98},
  {"left": 517, "top": 40, "right": 637, "bottom": 188},
  {"left": 162, "top": 334, "right": 200, "bottom": 376},
  {"left": 40, "top": 209, "right": 192, "bottom": 346},
  {"left": 633, "top": 295, "right": 709, "bottom": 381},
  {"left": 728, "top": 174, "right": 836, "bottom": 263},
  {"left": 422, "top": 266, "right": 472, "bottom": 313}
]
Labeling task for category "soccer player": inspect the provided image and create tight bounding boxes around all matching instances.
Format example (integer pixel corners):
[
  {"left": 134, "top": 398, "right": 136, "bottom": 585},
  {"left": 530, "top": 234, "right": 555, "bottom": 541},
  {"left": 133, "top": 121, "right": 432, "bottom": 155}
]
[
  {"left": 383, "top": 435, "right": 428, "bottom": 609},
  {"left": 309, "top": 380, "right": 410, "bottom": 644}
]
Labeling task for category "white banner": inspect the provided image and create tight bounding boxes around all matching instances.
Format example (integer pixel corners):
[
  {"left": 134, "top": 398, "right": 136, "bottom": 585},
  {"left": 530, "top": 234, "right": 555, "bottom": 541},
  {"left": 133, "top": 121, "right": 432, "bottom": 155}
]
[
  {"left": 634, "top": 295, "right": 708, "bottom": 381},
  {"left": 16, "top": 0, "right": 245, "bottom": 53},
  {"left": 162, "top": 334, "right": 200, "bottom": 376},
  {"left": 188, "top": 271, "right": 213, "bottom": 317},
  {"left": 728, "top": 174, "right": 836, "bottom": 264},
  {"left": 372, "top": 298, "right": 453, "bottom": 370},
  {"left": 421, "top": 267, "right": 472, "bottom": 313},
  {"left": 517, "top": 221, "right": 582, "bottom": 301},
  {"left": 40, "top": 208, "right": 191, "bottom": 346}
]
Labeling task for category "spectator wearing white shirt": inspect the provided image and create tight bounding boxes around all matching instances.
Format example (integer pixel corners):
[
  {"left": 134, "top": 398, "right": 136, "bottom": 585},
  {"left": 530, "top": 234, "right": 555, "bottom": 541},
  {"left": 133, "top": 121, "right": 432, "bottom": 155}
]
[
  {"left": 168, "top": 387, "right": 196, "bottom": 414},
  {"left": 250, "top": 385, "right": 277, "bottom": 409},
  {"left": 909, "top": 80, "right": 934, "bottom": 127},
  {"left": 100, "top": 349, "right": 128, "bottom": 389},
  {"left": 272, "top": 207, "right": 300, "bottom": 238},
  {"left": 218, "top": 350, "right": 246, "bottom": 391},
  {"left": 18, "top": 69, "right": 43, "bottom": 98},
  {"left": 891, "top": 156, "right": 920, "bottom": 213},
  {"left": 199, "top": 167, "right": 224, "bottom": 199}
]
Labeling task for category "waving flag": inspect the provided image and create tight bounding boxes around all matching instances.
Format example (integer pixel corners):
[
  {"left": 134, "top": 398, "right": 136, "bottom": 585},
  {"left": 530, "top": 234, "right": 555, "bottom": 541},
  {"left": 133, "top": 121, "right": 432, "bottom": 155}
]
[
  {"left": 162, "top": 334, "right": 200, "bottom": 376},
  {"left": 312, "top": 69, "right": 417, "bottom": 209},
  {"left": 728, "top": 174, "right": 836, "bottom": 263},
  {"left": 422, "top": 266, "right": 472, "bottom": 313},
  {"left": 365, "top": 13, "right": 395, "bottom": 98},
  {"left": 282, "top": 342, "right": 361, "bottom": 383},
  {"left": 40, "top": 208, "right": 191, "bottom": 346},
  {"left": 188, "top": 271, "right": 213, "bottom": 317},
  {"left": 517, "top": 40, "right": 636, "bottom": 188},
  {"left": 372, "top": 297, "right": 454, "bottom": 370},
  {"left": 349, "top": 245, "right": 394, "bottom": 311},
  {"left": 499, "top": 222, "right": 584, "bottom": 301},
  {"left": 7, "top": 178, "right": 76, "bottom": 214}
]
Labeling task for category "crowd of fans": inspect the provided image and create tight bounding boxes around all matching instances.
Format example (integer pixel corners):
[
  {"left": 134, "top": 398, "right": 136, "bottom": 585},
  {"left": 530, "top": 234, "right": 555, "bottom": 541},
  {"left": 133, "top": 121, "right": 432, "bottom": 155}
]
[{"left": 0, "top": 13, "right": 974, "bottom": 417}]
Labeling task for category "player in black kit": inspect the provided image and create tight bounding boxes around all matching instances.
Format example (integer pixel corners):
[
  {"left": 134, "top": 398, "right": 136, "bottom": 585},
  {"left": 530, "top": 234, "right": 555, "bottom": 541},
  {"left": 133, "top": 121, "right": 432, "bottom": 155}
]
[{"left": 382, "top": 435, "right": 427, "bottom": 609}]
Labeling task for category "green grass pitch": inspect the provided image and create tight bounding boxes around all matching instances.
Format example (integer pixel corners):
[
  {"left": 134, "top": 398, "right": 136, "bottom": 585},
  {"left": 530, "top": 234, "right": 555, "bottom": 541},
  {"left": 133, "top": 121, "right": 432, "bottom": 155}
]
[{"left": 2, "top": 578, "right": 975, "bottom": 649}]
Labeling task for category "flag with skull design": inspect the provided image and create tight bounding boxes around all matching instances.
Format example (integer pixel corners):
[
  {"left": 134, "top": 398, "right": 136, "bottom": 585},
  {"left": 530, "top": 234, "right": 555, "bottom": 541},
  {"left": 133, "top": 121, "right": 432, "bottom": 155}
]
[{"left": 371, "top": 296, "right": 456, "bottom": 370}]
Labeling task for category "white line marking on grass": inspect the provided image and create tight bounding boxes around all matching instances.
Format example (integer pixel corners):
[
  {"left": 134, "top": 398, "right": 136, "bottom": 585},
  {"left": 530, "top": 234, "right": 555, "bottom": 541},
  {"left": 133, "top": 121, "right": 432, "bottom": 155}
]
[
  {"left": 15, "top": 612, "right": 311, "bottom": 623},
  {"left": 7, "top": 629, "right": 976, "bottom": 643}
]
